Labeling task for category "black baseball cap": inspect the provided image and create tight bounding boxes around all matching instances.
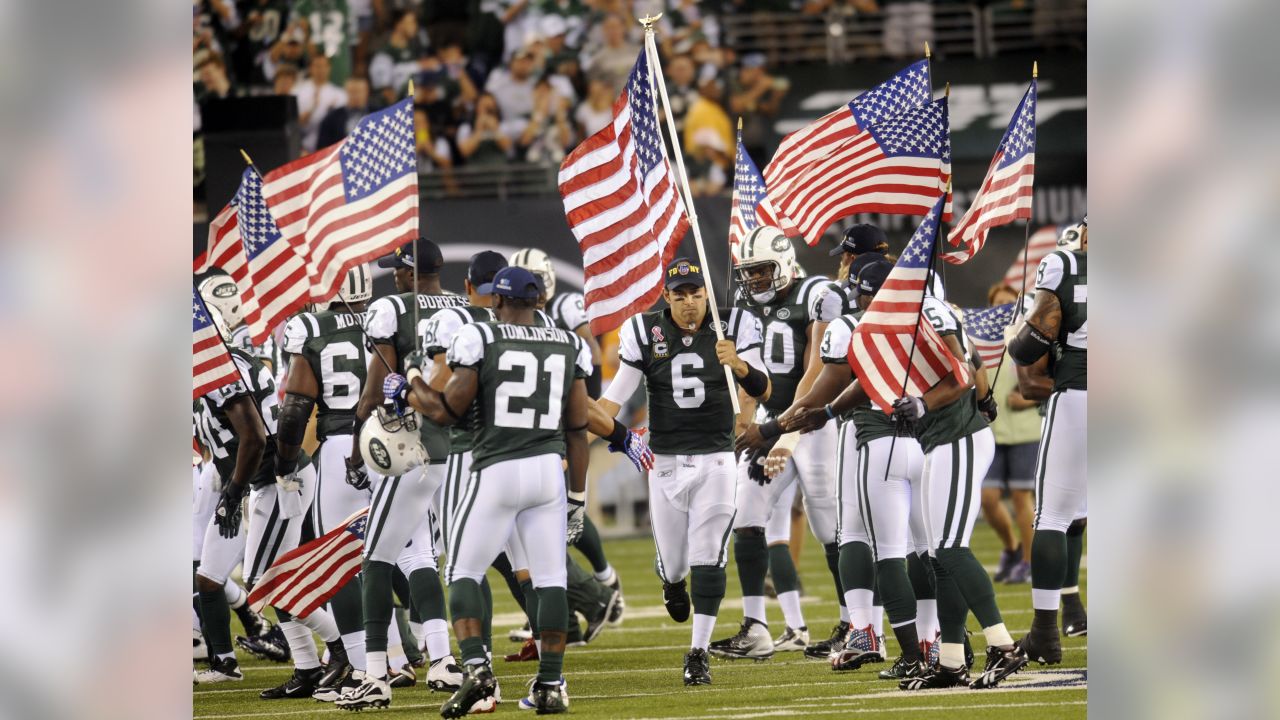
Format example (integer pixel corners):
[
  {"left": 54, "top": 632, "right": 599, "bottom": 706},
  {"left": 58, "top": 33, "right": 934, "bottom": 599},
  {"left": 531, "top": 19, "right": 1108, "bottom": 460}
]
[
  {"left": 377, "top": 237, "right": 444, "bottom": 271},
  {"left": 829, "top": 223, "right": 889, "bottom": 256},
  {"left": 664, "top": 257, "right": 706, "bottom": 290},
  {"left": 468, "top": 250, "right": 508, "bottom": 293},
  {"left": 491, "top": 266, "right": 544, "bottom": 299},
  {"left": 853, "top": 259, "right": 893, "bottom": 297}
]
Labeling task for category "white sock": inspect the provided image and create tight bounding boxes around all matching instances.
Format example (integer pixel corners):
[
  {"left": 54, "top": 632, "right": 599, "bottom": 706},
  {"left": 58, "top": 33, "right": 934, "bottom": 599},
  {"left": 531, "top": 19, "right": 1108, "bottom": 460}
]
[
  {"left": 297, "top": 608, "right": 341, "bottom": 643},
  {"left": 871, "top": 605, "right": 884, "bottom": 635},
  {"left": 691, "top": 613, "right": 717, "bottom": 650},
  {"left": 982, "top": 622, "right": 1013, "bottom": 648},
  {"left": 535, "top": 638, "right": 542, "bottom": 656},
  {"left": 1032, "top": 588, "right": 1061, "bottom": 611},
  {"left": 281, "top": 621, "right": 321, "bottom": 670},
  {"left": 425, "top": 618, "right": 451, "bottom": 661},
  {"left": 388, "top": 621, "right": 408, "bottom": 670},
  {"left": 839, "top": 604, "right": 850, "bottom": 623},
  {"left": 742, "top": 595, "right": 767, "bottom": 624},
  {"left": 223, "top": 581, "right": 246, "bottom": 608},
  {"left": 915, "top": 600, "right": 939, "bottom": 640},
  {"left": 593, "top": 564, "right": 617, "bottom": 585},
  {"left": 1062, "top": 585, "right": 1080, "bottom": 596},
  {"left": 341, "top": 630, "right": 367, "bottom": 671},
  {"left": 464, "top": 656, "right": 486, "bottom": 667},
  {"left": 409, "top": 621, "right": 426, "bottom": 650},
  {"left": 777, "top": 590, "right": 805, "bottom": 629},
  {"left": 844, "top": 588, "right": 873, "bottom": 628},
  {"left": 366, "top": 650, "right": 388, "bottom": 680},
  {"left": 940, "top": 642, "right": 965, "bottom": 669},
  {"left": 216, "top": 651, "right": 235, "bottom": 662}
]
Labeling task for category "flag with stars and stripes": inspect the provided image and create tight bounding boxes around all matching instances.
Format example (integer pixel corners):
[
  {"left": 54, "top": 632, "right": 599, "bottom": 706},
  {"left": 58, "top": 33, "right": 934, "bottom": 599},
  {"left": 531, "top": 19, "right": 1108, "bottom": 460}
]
[
  {"left": 728, "top": 132, "right": 780, "bottom": 262},
  {"left": 767, "top": 96, "right": 953, "bottom": 247},
  {"left": 192, "top": 287, "right": 242, "bottom": 400},
  {"left": 558, "top": 50, "right": 690, "bottom": 335},
  {"left": 247, "top": 508, "right": 369, "bottom": 617},
  {"left": 945, "top": 80, "right": 1037, "bottom": 264},
  {"left": 232, "top": 166, "right": 312, "bottom": 345},
  {"left": 962, "top": 303, "right": 1018, "bottom": 367},
  {"left": 194, "top": 202, "right": 245, "bottom": 278},
  {"left": 847, "top": 194, "right": 968, "bottom": 413},
  {"left": 260, "top": 98, "right": 419, "bottom": 316},
  {"left": 763, "top": 59, "right": 933, "bottom": 243},
  {"left": 1003, "top": 225, "right": 1059, "bottom": 294}
]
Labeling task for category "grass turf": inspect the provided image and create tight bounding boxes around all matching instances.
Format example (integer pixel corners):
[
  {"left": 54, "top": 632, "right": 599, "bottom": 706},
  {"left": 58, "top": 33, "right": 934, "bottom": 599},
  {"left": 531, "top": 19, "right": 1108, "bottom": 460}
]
[{"left": 194, "top": 522, "right": 1086, "bottom": 719}]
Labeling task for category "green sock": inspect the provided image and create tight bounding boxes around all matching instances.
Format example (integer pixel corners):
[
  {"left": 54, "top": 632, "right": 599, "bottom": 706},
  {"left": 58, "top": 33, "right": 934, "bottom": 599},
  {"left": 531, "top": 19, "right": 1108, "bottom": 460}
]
[
  {"left": 480, "top": 576, "right": 493, "bottom": 650},
  {"left": 824, "top": 542, "right": 844, "bottom": 608},
  {"left": 875, "top": 558, "right": 917, "bottom": 627},
  {"left": 535, "top": 586, "right": 568, "bottom": 682},
  {"left": 1065, "top": 522, "right": 1085, "bottom": 588},
  {"left": 572, "top": 515, "right": 610, "bottom": 575},
  {"left": 492, "top": 554, "right": 528, "bottom": 611},
  {"left": 734, "top": 531, "right": 768, "bottom": 597},
  {"left": 330, "top": 574, "right": 364, "bottom": 635},
  {"left": 934, "top": 547, "right": 1003, "bottom": 629},
  {"left": 768, "top": 544, "right": 800, "bottom": 594},
  {"left": 838, "top": 541, "right": 875, "bottom": 593},
  {"left": 361, "top": 559, "right": 394, "bottom": 653},
  {"left": 1031, "top": 529, "right": 1068, "bottom": 591},
  {"left": 198, "top": 588, "right": 233, "bottom": 656},
  {"left": 690, "top": 565, "right": 726, "bottom": 617},
  {"left": 521, "top": 579, "right": 539, "bottom": 635},
  {"left": 447, "top": 578, "right": 486, "bottom": 663},
  {"left": 907, "top": 552, "right": 935, "bottom": 600},
  {"left": 928, "top": 557, "right": 969, "bottom": 644},
  {"left": 392, "top": 565, "right": 413, "bottom": 613},
  {"left": 566, "top": 554, "right": 613, "bottom": 618}
]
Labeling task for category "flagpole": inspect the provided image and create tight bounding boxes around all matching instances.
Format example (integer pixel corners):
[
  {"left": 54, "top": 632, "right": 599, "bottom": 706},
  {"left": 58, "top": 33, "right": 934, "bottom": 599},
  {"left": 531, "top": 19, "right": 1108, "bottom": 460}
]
[{"left": 641, "top": 14, "right": 741, "bottom": 414}]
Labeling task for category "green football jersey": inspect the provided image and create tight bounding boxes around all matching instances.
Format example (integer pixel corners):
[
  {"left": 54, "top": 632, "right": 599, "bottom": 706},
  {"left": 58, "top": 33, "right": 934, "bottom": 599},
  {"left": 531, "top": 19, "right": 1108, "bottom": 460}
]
[
  {"left": 618, "top": 307, "right": 764, "bottom": 455},
  {"left": 819, "top": 313, "right": 901, "bottom": 448},
  {"left": 197, "top": 348, "right": 283, "bottom": 488},
  {"left": 734, "top": 275, "right": 830, "bottom": 415},
  {"left": 282, "top": 309, "right": 370, "bottom": 441},
  {"left": 1035, "top": 250, "right": 1088, "bottom": 391},
  {"left": 292, "top": 0, "right": 352, "bottom": 83},
  {"left": 447, "top": 320, "right": 592, "bottom": 471},
  {"left": 913, "top": 297, "right": 988, "bottom": 454}
]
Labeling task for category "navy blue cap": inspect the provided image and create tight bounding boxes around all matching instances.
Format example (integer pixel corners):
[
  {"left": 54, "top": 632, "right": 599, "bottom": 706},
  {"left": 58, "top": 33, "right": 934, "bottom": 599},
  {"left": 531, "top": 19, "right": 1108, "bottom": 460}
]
[
  {"left": 830, "top": 224, "right": 889, "bottom": 256},
  {"left": 853, "top": 260, "right": 893, "bottom": 297},
  {"left": 490, "top": 266, "right": 544, "bottom": 299},
  {"left": 664, "top": 257, "right": 705, "bottom": 290},
  {"left": 469, "top": 251, "right": 508, "bottom": 293},
  {"left": 378, "top": 237, "right": 444, "bottom": 271}
]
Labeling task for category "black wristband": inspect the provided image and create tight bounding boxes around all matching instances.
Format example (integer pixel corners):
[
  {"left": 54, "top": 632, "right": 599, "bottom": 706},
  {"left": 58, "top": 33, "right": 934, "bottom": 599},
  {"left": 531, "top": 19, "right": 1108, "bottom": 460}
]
[
  {"left": 606, "top": 418, "right": 629, "bottom": 447},
  {"left": 738, "top": 364, "right": 769, "bottom": 398},
  {"left": 1009, "top": 322, "right": 1053, "bottom": 365},
  {"left": 759, "top": 418, "right": 782, "bottom": 440}
]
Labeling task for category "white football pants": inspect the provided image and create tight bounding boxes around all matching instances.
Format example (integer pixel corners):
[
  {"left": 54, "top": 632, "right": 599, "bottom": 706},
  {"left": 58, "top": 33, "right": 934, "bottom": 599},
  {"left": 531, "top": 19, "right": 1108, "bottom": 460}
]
[{"left": 649, "top": 452, "right": 736, "bottom": 583}]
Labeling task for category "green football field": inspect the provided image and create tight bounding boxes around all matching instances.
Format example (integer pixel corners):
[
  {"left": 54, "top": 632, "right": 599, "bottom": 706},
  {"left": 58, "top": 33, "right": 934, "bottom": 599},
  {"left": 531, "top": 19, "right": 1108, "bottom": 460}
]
[{"left": 193, "top": 524, "right": 1086, "bottom": 719}]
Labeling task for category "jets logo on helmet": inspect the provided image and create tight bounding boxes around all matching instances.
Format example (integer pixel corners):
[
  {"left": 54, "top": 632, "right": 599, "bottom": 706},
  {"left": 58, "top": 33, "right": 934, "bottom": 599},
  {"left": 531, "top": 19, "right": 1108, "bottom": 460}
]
[
  {"left": 1057, "top": 216, "right": 1087, "bottom": 252},
  {"left": 367, "top": 437, "right": 392, "bottom": 471},
  {"left": 359, "top": 406, "right": 428, "bottom": 476},
  {"left": 310, "top": 263, "right": 373, "bottom": 311},
  {"left": 198, "top": 274, "right": 244, "bottom": 329},
  {"left": 510, "top": 248, "right": 556, "bottom": 298},
  {"left": 734, "top": 225, "right": 797, "bottom": 305}
]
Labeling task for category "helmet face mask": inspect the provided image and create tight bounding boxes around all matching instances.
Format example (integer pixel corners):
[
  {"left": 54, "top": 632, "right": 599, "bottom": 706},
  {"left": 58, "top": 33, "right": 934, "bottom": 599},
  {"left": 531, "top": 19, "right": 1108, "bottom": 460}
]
[
  {"left": 198, "top": 275, "right": 244, "bottom": 329},
  {"left": 510, "top": 248, "right": 556, "bottom": 299}
]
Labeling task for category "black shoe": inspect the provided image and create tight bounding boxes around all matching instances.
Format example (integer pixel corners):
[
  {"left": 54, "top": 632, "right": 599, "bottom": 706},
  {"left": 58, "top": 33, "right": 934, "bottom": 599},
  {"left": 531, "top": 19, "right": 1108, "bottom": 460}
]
[
  {"left": 1062, "top": 594, "right": 1088, "bottom": 637},
  {"left": 388, "top": 662, "right": 418, "bottom": 688},
  {"left": 804, "top": 621, "right": 850, "bottom": 660},
  {"left": 260, "top": 666, "right": 324, "bottom": 699},
  {"left": 970, "top": 645, "right": 1029, "bottom": 689},
  {"left": 235, "top": 604, "right": 267, "bottom": 638},
  {"left": 662, "top": 580, "right": 691, "bottom": 623},
  {"left": 193, "top": 655, "right": 244, "bottom": 684},
  {"left": 964, "top": 632, "right": 975, "bottom": 669},
  {"left": 440, "top": 663, "right": 497, "bottom": 719},
  {"left": 237, "top": 624, "right": 291, "bottom": 663},
  {"left": 993, "top": 546, "right": 1020, "bottom": 583},
  {"left": 1018, "top": 625, "right": 1063, "bottom": 665},
  {"left": 532, "top": 680, "right": 569, "bottom": 714},
  {"left": 683, "top": 648, "right": 712, "bottom": 686},
  {"left": 879, "top": 655, "right": 927, "bottom": 680},
  {"left": 900, "top": 663, "right": 969, "bottom": 690},
  {"left": 314, "top": 646, "right": 354, "bottom": 701},
  {"left": 584, "top": 589, "right": 621, "bottom": 643},
  {"left": 708, "top": 619, "right": 774, "bottom": 660},
  {"left": 313, "top": 670, "right": 363, "bottom": 702}
]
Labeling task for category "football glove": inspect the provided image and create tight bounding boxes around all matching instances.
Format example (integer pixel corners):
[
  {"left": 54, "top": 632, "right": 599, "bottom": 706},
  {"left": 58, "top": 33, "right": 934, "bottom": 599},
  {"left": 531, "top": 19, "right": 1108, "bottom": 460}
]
[
  {"left": 608, "top": 429, "right": 654, "bottom": 472},
  {"left": 214, "top": 481, "right": 247, "bottom": 539},
  {"left": 978, "top": 393, "right": 998, "bottom": 424},
  {"left": 383, "top": 373, "right": 410, "bottom": 416},
  {"left": 566, "top": 497, "right": 586, "bottom": 544},
  {"left": 404, "top": 349, "right": 428, "bottom": 374},
  {"left": 891, "top": 396, "right": 928, "bottom": 423},
  {"left": 344, "top": 456, "right": 371, "bottom": 491}
]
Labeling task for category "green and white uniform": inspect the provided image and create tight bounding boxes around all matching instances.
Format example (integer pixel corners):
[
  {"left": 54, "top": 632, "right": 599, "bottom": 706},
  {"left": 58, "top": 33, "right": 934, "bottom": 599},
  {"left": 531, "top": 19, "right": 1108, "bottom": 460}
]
[{"left": 545, "top": 291, "right": 589, "bottom": 334}]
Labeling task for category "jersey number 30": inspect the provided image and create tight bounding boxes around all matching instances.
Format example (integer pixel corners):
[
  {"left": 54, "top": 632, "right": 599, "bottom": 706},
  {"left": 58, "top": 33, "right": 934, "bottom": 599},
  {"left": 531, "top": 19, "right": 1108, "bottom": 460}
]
[{"left": 495, "top": 351, "right": 566, "bottom": 429}]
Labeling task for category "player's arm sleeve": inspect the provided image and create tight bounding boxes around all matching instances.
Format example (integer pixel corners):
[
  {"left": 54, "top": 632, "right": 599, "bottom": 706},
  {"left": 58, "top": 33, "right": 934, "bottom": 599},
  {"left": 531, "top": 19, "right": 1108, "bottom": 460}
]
[
  {"left": 1034, "top": 252, "right": 1066, "bottom": 293},
  {"left": 819, "top": 318, "right": 854, "bottom": 364},
  {"left": 573, "top": 335, "right": 593, "bottom": 379},
  {"left": 364, "top": 297, "right": 398, "bottom": 343},
  {"left": 617, "top": 315, "right": 646, "bottom": 368},
  {"left": 281, "top": 315, "right": 311, "bottom": 355},
  {"left": 446, "top": 324, "right": 485, "bottom": 369},
  {"left": 602, "top": 362, "right": 642, "bottom": 407},
  {"left": 734, "top": 312, "right": 767, "bottom": 374}
]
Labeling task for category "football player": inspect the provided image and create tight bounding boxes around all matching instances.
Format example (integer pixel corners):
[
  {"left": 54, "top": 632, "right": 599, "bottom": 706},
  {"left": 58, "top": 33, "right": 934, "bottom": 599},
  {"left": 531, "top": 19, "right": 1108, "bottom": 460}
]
[
  {"left": 1010, "top": 218, "right": 1088, "bottom": 663},
  {"left": 713, "top": 226, "right": 840, "bottom": 660},
  {"left": 598, "top": 257, "right": 770, "bottom": 686},
  {"left": 276, "top": 264, "right": 376, "bottom": 701},
  {"left": 337, "top": 240, "right": 469, "bottom": 710},
  {"left": 198, "top": 271, "right": 275, "bottom": 365},
  {"left": 390, "top": 266, "right": 594, "bottom": 716}
]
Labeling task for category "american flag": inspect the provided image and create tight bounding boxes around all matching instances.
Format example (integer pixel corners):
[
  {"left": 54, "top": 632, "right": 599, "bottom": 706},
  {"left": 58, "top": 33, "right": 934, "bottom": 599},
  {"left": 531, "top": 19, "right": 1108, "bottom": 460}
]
[
  {"left": 767, "top": 97, "right": 953, "bottom": 247},
  {"left": 247, "top": 508, "right": 369, "bottom": 617},
  {"left": 962, "top": 303, "right": 1017, "bottom": 367},
  {"left": 192, "top": 287, "right": 242, "bottom": 400},
  {"left": 262, "top": 99, "right": 419, "bottom": 312},
  {"left": 558, "top": 50, "right": 690, "bottom": 335},
  {"left": 728, "top": 132, "right": 780, "bottom": 262},
  {"left": 945, "top": 80, "right": 1036, "bottom": 264},
  {"left": 763, "top": 59, "right": 932, "bottom": 243},
  {"left": 194, "top": 203, "right": 245, "bottom": 278},
  {"left": 1003, "top": 226, "right": 1058, "bottom": 294},
  {"left": 233, "top": 166, "right": 312, "bottom": 345},
  {"left": 847, "top": 194, "right": 969, "bottom": 413}
]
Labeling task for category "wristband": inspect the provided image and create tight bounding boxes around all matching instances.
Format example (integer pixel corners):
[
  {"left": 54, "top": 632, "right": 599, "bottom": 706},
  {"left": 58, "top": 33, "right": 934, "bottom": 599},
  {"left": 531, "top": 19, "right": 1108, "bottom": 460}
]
[
  {"left": 606, "top": 418, "right": 629, "bottom": 447},
  {"left": 407, "top": 367, "right": 423, "bottom": 383},
  {"left": 738, "top": 364, "right": 769, "bottom": 398},
  {"left": 824, "top": 404, "right": 836, "bottom": 419},
  {"left": 758, "top": 418, "right": 782, "bottom": 440},
  {"left": 567, "top": 490, "right": 586, "bottom": 505}
]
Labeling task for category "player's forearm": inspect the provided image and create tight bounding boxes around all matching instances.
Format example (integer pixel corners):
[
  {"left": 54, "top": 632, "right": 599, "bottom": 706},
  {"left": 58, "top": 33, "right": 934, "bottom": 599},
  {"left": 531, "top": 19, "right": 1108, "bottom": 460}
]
[
  {"left": 792, "top": 363, "right": 849, "bottom": 412},
  {"left": 565, "top": 430, "right": 588, "bottom": 495},
  {"left": 406, "top": 376, "right": 451, "bottom": 425},
  {"left": 829, "top": 379, "right": 868, "bottom": 417},
  {"left": 1015, "top": 362, "right": 1054, "bottom": 402},
  {"left": 586, "top": 398, "right": 619, "bottom": 437},
  {"left": 356, "top": 343, "right": 397, "bottom": 421},
  {"left": 276, "top": 391, "right": 316, "bottom": 466},
  {"left": 922, "top": 374, "right": 968, "bottom": 411},
  {"left": 734, "top": 390, "right": 757, "bottom": 436}
]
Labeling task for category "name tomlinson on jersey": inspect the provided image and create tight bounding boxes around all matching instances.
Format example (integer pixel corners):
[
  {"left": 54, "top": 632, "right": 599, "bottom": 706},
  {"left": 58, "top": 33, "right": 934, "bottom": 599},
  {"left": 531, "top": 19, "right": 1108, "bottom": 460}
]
[{"left": 495, "top": 324, "right": 573, "bottom": 344}]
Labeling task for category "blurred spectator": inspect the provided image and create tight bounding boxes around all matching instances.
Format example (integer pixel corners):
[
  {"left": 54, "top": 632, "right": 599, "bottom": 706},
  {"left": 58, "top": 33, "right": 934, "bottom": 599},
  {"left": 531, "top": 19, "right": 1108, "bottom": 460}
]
[
  {"left": 292, "top": 0, "right": 354, "bottom": 83},
  {"left": 534, "top": 0, "right": 591, "bottom": 48},
  {"left": 293, "top": 54, "right": 349, "bottom": 151},
  {"left": 683, "top": 76, "right": 733, "bottom": 196},
  {"left": 230, "top": 0, "right": 291, "bottom": 89},
  {"left": 731, "top": 0, "right": 792, "bottom": 65},
  {"left": 414, "top": 69, "right": 458, "bottom": 141},
  {"left": 518, "top": 78, "right": 575, "bottom": 164},
  {"left": 457, "top": 93, "right": 516, "bottom": 165},
  {"left": 468, "top": 0, "right": 529, "bottom": 76},
  {"left": 575, "top": 76, "right": 616, "bottom": 137},
  {"left": 881, "top": 0, "right": 933, "bottom": 60},
  {"left": 317, "top": 77, "right": 373, "bottom": 148},
  {"left": 583, "top": 15, "right": 640, "bottom": 94},
  {"left": 658, "top": 0, "right": 720, "bottom": 57},
  {"left": 728, "top": 53, "right": 789, "bottom": 162},
  {"left": 267, "top": 24, "right": 311, "bottom": 83},
  {"left": 663, "top": 54, "right": 699, "bottom": 135},
  {"left": 194, "top": 56, "right": 233, "bottom": 105},
  {"left": 485, "top": 48, "right": 540, "bottom": 133},
  {"left": 422, "top": 0, "right": 471, "bottom": 50},
  {"left": 370, "top": 9, "right": 429, "bottom": 107},
  {"left": 194, "top": 0, "right": 240, "bottom": 63},
  {"left": 436, "top": 40, "right": 482, "bottom": 109},
  {"left": 414, "top": 109, "right": 455, "bottom": 170},
  {"left": 272, "top": 62, "right": 300, "bottom": 95}
]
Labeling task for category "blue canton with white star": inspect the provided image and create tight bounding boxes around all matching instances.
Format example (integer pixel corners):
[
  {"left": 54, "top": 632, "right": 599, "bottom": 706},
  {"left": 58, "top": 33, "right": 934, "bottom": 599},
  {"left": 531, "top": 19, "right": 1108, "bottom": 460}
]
[
  {"left": 865, "top": 97, "right": 950, "bottom": 161},
  {"left": 963, "top": 303, "right": 1016, "bottom": 341},
  {"left": 625, "top": 54, "right": 664, "bottom": 176},
  {"left": 193, "top": 288, "right": 215, "bottom": 332},
  {"left": 339, "top": 99, "right": 416, "bottom": 201},
  {"left": 734, "top": 140, "right": 766, "bottom": 232},
  {"left": 996, "top": 81, "right": 1036, "bottom": 170},
  {"left": 849, "top": 59, "right": 932, "bottom": 130},
  {"left": 898, "top": 194, "right": 947, "bottom": 270},
  {"left": 234, "top": 168, "right": 284, "bottom": 261},
  {"left": 345, "top": 515, "right": 369, "bottom": 539}
]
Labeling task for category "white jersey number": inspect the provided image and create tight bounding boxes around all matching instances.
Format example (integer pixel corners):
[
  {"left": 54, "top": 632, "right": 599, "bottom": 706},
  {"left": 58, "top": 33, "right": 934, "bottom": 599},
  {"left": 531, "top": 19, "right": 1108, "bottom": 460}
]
[
  {"left": 671, "top": 354, "right": 706, "bottom": 409},
  {"left": 319, "top": 341, "right": 365, "bottom": 410},
  {"left": 494, "top": 351, "right": 566, "bottom": 430},
  {"left": 763, "top": 320, "right": 797, "bottom": 375}
]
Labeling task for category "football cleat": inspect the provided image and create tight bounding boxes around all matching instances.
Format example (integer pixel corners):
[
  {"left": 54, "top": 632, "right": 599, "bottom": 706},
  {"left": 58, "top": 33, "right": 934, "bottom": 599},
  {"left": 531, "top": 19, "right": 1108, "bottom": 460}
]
[
  {"left": 504, "top": 637, "right": 538, "bottom": 662},
  {"left": 509, "top": 622, "right": 533, "bottom": 642},
  {"left": 314, "top": 670, "right": 363, "bottom": 702},
  {"left": 261, "top": 666, "right": 325, "bottom": 699},
  {"left": 662, "top": 580, "right": 691, "bottom": 623},
  {"left": 531, "top": 680, "right": 569, "bottom": 714},
  {"left": 193, "top": 629, "right": 208, "bottom": 661},
  {"left": 993, "top": 547, "right": 1020, "bottom": 583},
  {"left": 606, "top": 573, "right": 625, "bottom": 626},
  {"left": 899, "top": 662, "right": 969, "bottom": 690},
  {"left": 683, "top": 648, "right": 712, "bottom": 686},
  {"left": 879, "top": 655, "right": 928, "bottom": 680},
  {"left": 518, "top": 676, "right": 567, "bottom": 710},
  {"left": 583, "top": 589, "right": 621, "bottom": 643},
  {"left": 708, "top": 619, "right": 774, "bottom": 661},
  {"left": 969, "top": 645, "right": 1029, "bottom": 689},
  {"left": 389, "top": 662, "right": 418, "bottom": 688},
  {"left": 773, "top": 626, "right": 809, "bottom": 652},
  {"left": 830, "top": 624, "right": 883, "bottom": 671},
  {"left": 440, "top": 663, "right": 498, "bottom": 719},
  {"left": 804, "top": 621, "right": 850, "bottom": 660},
  {"left": 334, "top": 673, "right": 391, "bottom": 711},
  {"left": 1062, "top": 594, "right": 1088, "bottom": 637},
  {"left": 193, "top": 655, "right": 243, "bottom": 683},
  {"left": 318, "top": 641, "right": 352, "bottom": 686},
  {"left": 236, "top": 624, "right": 291, "bottom": 663},
  {"left": 1018, "top": 625, "right": 1063, "bottom": 665},
  {"left": 1003, "top": 560, "right": 1031, "bottom": 584},
  {"left": 427, "top": 656, "right": 465, "bottom": 691},
  {"left": 235, "top": 605, "right": 268, "bottom": 639}
]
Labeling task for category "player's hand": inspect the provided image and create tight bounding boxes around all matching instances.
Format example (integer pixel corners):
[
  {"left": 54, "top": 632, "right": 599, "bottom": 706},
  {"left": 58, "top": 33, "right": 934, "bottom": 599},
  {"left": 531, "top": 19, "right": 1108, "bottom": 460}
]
[
  {"left": 715, "top": 340, "right": 746, "bottom": 376},
  {"left": 383, "top": 373, "right": 410, "bottom": 415},
  {"left": 734, "top": 423, "right": 769, "bottom": 454},
  {"left": 344, "top": 456, "right": 371, "bottom": 491},
  {"left": 214, "top": 481, "right": 247, "bottom": 539},
  {"left": 608, "top": 428, "right": 654, "bottom": 472},
  {"left": 785, "top": 406, "right": 830, "bottom": 434},
  {"left": 891, "top": 396, "right": 928, "bottom": 422},
  {"left": 745, "top": 447, "right": 771, "bottom": 486},
  {"left": 764, "top": 446, "right": 792, "bottom": 479},
  {"left": 566, "top": 497, "right": 586, "bottom": 543},
  {"left": 978, "top": 393, "right": 998, "bottom": 423}
]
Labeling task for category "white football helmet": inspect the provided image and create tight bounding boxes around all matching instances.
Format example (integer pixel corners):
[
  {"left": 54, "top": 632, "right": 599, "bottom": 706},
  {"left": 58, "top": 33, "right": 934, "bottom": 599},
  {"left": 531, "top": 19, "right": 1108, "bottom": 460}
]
[
  {"left": 198, "top": 274, "right": 244, "bottom": 329},
  {"left": 205, "top": 304, "right": 232, "bottom": 341},
  {"left": 312, "top": 263, "right": 374, "bottom": 311},
  {"left": 360, "top": 407, "right": 429, "bottom": 476},
  {"left": 735, "top": 226, "right": 797, "bottom": 304},
  {"left": 1057, "top": 216, "right": 1086, "bottom": 252},
  {"left": 509, "top": 248, "right": 555, "bottom": 298}
]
